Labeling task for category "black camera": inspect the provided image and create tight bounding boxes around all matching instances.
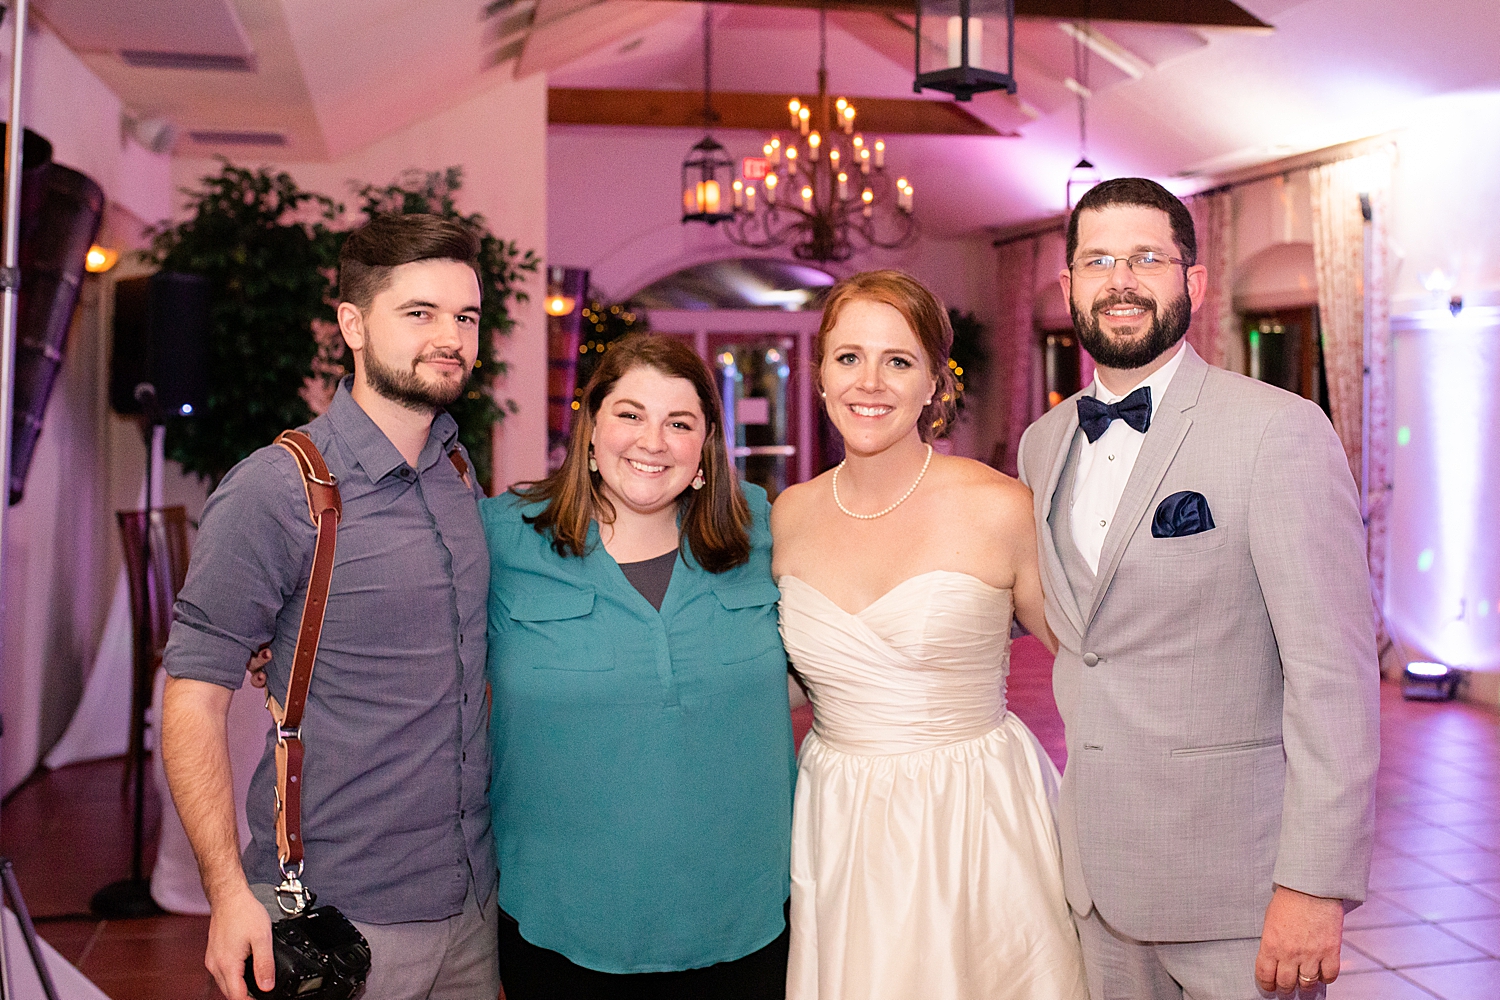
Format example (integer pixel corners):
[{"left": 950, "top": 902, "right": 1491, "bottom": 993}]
[{"left": 245, "top": 905, "right": 372, "bottom": 1000}]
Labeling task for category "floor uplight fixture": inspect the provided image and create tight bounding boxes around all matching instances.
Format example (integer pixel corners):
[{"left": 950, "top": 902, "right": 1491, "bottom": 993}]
[{"left": 1402, "top": 661, "right": 1460, "bottom": 701}]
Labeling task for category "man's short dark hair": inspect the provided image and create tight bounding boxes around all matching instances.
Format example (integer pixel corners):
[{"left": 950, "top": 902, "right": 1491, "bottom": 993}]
[
  {"left": 338, "top": 213, "right": 481, "bottom": 311},
  {"left": 1066, "top": 177, "right": 1197, "bottom": 267}
]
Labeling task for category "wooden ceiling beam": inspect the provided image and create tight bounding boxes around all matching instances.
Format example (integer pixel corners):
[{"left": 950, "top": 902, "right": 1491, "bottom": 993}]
[
  {"left": 549, "top": 88, "right": 1015, "bottom": 135},
  {"left": 651, "top": 0, "right": 1270, "bottom": 30}
]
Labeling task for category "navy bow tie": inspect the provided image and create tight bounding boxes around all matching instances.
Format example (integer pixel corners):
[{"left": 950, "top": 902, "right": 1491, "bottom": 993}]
[{"left": 1077, "top": 386, "right": 1152, "bottom": 443}]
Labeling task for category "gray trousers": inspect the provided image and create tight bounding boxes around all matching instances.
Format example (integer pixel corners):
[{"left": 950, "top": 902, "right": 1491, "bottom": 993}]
[
  {"left": 256, "top": 880, "right": 500, "bottom": 1000},
  {"left": 1073, "top": 906, "right": 1286, "bottom": 1000}
]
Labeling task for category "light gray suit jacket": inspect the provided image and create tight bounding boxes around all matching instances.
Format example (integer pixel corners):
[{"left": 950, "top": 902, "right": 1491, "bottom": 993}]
[{"left": 1017, "top": 345, "right": 1380, "bottom": 942}]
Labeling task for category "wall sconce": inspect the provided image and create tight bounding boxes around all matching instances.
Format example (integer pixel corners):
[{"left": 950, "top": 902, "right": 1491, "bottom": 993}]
[
  {"left": 84, "top": 245, "right": 119, "bottom": 273},
  {"left": 544, "top": 265, "right": 579, "bottom": 317}
]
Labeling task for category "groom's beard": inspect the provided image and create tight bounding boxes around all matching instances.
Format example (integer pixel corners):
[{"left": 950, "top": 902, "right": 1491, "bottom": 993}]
[{"left": 1071, "top": 286, "right": 1192, "bottom": 371}]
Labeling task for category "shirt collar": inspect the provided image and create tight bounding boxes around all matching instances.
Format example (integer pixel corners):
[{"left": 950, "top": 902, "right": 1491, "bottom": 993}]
[
  {"left": 325, "top": 377, "right": 460, "bottom": 483},
  {"left": 1090, "top": 341, "right": 1188, "bottom": 416}
]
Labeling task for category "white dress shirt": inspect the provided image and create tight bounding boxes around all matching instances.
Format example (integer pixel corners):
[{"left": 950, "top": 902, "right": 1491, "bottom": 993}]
[{"left": 1070, "top": 344, "right": 1188, "bottom": 573}]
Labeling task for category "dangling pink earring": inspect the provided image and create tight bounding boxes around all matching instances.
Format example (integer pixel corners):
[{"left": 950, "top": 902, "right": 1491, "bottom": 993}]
[{"left": 691, "top": 468, "right": 705, "bottom": 490}]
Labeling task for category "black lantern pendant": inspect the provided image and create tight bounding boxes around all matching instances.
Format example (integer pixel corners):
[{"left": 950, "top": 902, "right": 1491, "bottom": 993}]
[
  {"left": 682, "top": 134, "right": 736, "bottom": 225},
  {"left": 682, "top": 6, "right": 736, "bottom": 226},
  {"left": 913, "top": 0, "right": 1017, "bottom": 102},
  {"left": 1066, "top": 157, "right": 1101, "bottom": 210}
]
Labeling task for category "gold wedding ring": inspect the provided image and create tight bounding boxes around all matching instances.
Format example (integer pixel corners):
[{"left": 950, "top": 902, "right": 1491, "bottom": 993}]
[{"left": 1298, "top": 974, "right": 1319, "bottom": 984}]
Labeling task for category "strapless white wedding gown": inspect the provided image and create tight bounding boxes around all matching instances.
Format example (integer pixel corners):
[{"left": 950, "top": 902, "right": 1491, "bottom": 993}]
[{"left": 780, "top": 571, "right": 1088, "bottom": 1000}]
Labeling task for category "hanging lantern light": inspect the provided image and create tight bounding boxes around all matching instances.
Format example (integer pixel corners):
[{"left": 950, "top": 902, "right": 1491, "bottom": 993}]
[
  {"left": 1066, "top": 157, "right": 1101, "bottom": 210},
  {"left": 682, "top": 135, "right": 736, "bottom": 224},
  {"left": 681, "top": 6, "right": 736, "bottom": 226},
  {"left": 1064, "top": 17, "right": 1101, "bottom": 209},
  {"left": 913, "top": 0, "right": 1017, "bottom": 102}
]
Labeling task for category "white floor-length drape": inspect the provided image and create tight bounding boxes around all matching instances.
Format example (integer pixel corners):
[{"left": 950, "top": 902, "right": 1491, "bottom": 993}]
[{"left": 1310, "top": 146, "right": 1396, "bottom": 637}]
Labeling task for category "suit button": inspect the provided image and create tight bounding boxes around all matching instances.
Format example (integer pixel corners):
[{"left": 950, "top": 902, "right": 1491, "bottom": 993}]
[{"left": 1082, "top": 652, "right": 1100, "bottom": 667}]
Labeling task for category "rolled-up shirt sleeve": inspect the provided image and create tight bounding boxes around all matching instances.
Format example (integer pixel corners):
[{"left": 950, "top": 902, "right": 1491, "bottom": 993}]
[{"left": 164, "top": 447, "right": 314, "bottom": 690}]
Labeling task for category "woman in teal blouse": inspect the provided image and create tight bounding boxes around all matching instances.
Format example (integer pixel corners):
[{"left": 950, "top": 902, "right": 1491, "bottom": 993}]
[{"left": 482, "top": 334, "right": 795, "bottom": 999}]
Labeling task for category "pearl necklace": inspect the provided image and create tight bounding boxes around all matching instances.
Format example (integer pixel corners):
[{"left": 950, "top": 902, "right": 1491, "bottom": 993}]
[{"left": 832, "top": 444, "right": 934, "bottom": 520}]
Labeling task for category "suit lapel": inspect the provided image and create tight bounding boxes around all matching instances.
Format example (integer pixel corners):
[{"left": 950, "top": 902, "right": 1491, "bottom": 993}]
[
  {"left": 1037, "top": 403, "right": 1087, "bottom": 638},
  {"left": 1086, "top": 347, "right": 1209, "bottom": 626}
]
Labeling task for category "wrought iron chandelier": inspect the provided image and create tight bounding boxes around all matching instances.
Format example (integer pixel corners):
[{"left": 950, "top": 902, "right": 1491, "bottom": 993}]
[{"left": 685, "top": 8, "right": 916, "bottom": 263}]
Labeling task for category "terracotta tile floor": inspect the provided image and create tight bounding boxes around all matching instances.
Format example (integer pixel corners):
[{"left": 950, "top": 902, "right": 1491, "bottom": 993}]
[{"left": 4, "top": 641, "right": 1495, "bottom": 999}]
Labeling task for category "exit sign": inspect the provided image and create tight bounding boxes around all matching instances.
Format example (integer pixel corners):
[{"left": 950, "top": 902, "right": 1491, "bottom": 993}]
[{"left": 741, "top": 157, "right": 769, "bottom": 180}]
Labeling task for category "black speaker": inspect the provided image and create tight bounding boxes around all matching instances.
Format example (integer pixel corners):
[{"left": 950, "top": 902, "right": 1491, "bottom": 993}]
[
  {"left": 8, "top": 151, "right": 105, "bottom": 504},
  {"left": 109, "top": 272, "right": 210, "bottom": 419}
]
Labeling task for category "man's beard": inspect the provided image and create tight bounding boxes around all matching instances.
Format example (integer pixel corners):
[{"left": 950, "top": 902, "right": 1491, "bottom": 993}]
[
  {"left": 364, "top": 340, "right": 470, "bottom": 412},
  {"left": 1071, "top": 287, "right": 1192, "bottom": 370}
]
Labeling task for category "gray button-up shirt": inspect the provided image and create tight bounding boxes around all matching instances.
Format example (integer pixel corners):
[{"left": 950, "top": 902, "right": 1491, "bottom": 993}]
[{"left": 164, "top": 380, "right": 494, "bottom": 924}]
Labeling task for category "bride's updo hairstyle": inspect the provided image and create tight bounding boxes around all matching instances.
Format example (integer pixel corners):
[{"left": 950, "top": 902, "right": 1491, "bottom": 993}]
[
  {"left": 513, "top": 333, "right": 751, "bottom": 572},
  {"left": 815, "top": 270, "right": 958, "bottom": 441}
]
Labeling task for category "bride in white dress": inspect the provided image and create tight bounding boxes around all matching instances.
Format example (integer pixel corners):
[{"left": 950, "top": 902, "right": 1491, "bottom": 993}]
[{"left": 772, "top": 271, "right": 1089, "bottom": 1000}]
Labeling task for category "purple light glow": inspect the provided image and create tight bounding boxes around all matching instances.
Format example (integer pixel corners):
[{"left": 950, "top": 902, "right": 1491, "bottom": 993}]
[{"left": 1387, "top": 308, "right": 1500, "bottom": 671}]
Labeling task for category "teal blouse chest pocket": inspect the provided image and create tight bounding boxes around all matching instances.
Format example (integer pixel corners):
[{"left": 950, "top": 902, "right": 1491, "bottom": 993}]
[
  {"left": 711, "top": 580, "right": 784, "bottom": 666},
  {"left": 505, "top": 586, "right": 616, "bottom": 672}
]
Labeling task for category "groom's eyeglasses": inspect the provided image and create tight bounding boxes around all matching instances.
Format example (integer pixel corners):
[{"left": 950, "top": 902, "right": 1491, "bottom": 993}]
[{"left": 1070, "top": 252, "right": 1190, "bottom": 277}]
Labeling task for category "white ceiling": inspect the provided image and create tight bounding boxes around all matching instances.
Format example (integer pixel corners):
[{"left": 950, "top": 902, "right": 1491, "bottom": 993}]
[{"left": 33, "top": 0, "right": 1500, "bottom": 235}]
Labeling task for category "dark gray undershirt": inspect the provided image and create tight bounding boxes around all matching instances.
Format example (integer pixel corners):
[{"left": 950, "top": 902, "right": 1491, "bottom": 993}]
[{"left": 619, "top": 548, "right": 677, "bottom": 611}]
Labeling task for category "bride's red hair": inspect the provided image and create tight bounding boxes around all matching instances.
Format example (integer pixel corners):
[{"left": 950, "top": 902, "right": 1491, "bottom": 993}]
[{"left": 815, "top": 270, "right": 957, "bottom": 441}]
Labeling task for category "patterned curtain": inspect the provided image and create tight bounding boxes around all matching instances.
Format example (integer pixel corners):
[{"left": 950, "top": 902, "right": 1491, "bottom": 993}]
[
  {"left": 1309, "top": 147, "right": 1396, "bottom": 636},
  {"left": 987, "top": 238, "right": 1040, "bottom": 476},
  {"left": 1185, "top": 189, "right": 1239, "bottom": 370}
]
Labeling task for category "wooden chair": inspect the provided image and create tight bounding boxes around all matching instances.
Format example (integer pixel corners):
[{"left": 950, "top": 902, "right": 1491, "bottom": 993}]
[{"left": 117, "top": 505, "right": 190, "bottom": 791}]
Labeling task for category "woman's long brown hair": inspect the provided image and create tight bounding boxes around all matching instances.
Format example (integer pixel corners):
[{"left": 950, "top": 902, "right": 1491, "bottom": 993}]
[{"left": 513, "top": 334, "right": 751, "bottom": 573}]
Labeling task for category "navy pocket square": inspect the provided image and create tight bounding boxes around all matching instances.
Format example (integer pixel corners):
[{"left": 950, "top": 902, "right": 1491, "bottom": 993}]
[{"left": 1152, "top": 491, "right": 1216, "bottom": 538}]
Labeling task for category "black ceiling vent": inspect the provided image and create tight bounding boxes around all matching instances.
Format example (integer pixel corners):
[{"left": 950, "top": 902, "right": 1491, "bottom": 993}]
[
  {"left": 121, "top": 50, "right": 256, "bottom": 72},
  {"left": 187, "top": 130, "right": 288, "bottom": 147}
]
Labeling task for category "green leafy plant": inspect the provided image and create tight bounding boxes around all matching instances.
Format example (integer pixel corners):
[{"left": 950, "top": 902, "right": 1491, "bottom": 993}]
[
  {"left": 946, "top": 308, "right": 988, "bottom": 418},
  {"left": 148, "top": 162, "right": 340, "bottom": 483}
]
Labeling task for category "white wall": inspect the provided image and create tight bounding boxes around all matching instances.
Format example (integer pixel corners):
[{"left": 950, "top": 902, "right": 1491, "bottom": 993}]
[
  {"left": 173, "top": 73, "right": 551, "bottom": 492},
  {"left": 0, "top": 18, "right": 175, "bottom": 792},
  {"left": 1387, "top": 92, "right": 1500, "bottom": 314}
]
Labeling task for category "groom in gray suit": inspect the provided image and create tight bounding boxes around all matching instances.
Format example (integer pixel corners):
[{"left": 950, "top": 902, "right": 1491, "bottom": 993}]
[{"left": 1017, "top": 178, "right": 1379, "bottom": 999}]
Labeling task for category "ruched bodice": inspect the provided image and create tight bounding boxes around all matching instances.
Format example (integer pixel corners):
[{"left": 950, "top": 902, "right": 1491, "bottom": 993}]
[
  {"left": 780, "top": 571, "right": 1088, "bottom": 1000},
  {"left": 778, "top": 572, "right": 1013, "bottom": 755}
]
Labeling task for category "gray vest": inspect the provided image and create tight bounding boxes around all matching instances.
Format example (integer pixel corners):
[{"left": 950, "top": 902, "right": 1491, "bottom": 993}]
[{"left": 1048, "top": 431, "right": 1097, "bottom": 616}]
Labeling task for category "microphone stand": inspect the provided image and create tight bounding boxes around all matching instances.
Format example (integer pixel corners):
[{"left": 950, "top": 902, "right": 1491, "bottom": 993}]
[{"left": 87, "top": 384, "right": 167, "bottom": 920}]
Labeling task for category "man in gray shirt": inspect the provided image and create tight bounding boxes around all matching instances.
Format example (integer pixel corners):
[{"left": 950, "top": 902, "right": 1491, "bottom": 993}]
[{"left": 162, "top": 214, "right": 498, "bottom": 1000}]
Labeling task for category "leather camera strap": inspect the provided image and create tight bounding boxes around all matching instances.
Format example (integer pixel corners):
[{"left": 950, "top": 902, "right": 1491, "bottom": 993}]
[
  {"left": 266, "top": 431, "right": 470, "bottom": 877},
  {"left": 268, "top": 430, "right": 342, "bottom": 874}
]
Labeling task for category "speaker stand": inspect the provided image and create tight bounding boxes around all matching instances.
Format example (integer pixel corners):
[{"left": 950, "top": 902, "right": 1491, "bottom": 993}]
[{"left": 89, "top": 402, "right": 166, "bottom": 922}]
